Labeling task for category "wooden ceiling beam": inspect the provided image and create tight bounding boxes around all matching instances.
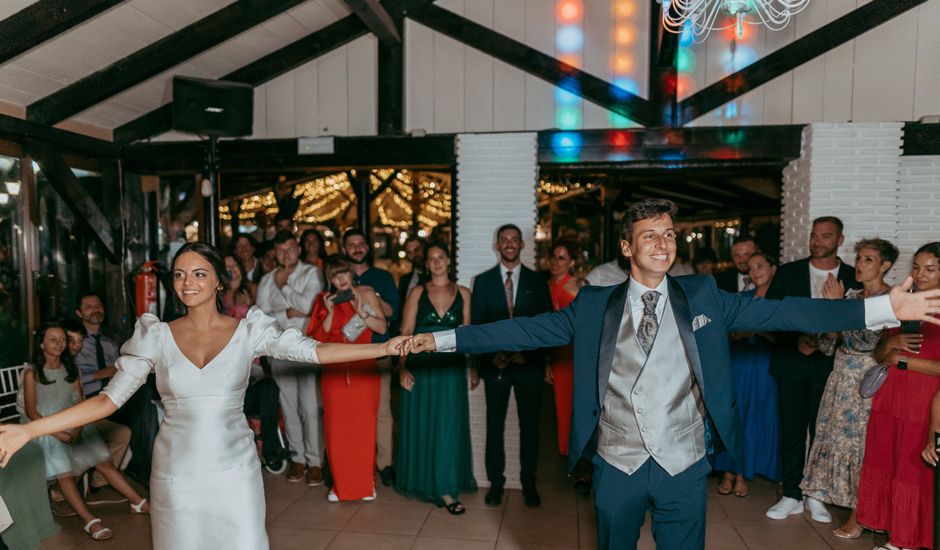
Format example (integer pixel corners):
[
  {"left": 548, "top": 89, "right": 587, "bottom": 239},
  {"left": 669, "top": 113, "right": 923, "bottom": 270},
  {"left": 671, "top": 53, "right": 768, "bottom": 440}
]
[
  {"left": 343, "top": 0, "right": 401, "bottom": 44},
  {"left": 0, "top": 0, "right": 126, "bottom": 65},
  {"left": 0, "top": 113, "right": 118, "bottom": 157},
  {"left": 407, "top": 4, "right": 653, "bottom": 127},
  {"left": 678, "top": 0, "right": 929, "bottom": 125},
  {"left": 113, "top": 15, "right": 369, "bottom": 144},
  {"left": 648, "top": 0, "right": 679, "bottom": 126},
  {"left": 26, "top": 0, "right": 308, "bottom": 125}
]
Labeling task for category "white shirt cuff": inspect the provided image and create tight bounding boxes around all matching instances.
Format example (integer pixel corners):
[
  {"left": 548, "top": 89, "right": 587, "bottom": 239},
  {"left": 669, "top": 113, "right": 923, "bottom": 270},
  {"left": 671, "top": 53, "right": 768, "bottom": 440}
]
[
  {"left": 864, "top": 294, "right": 900, "bottom": 330},
  {"left": 432, "top": 330, "right": 457, "bottom": 352}
]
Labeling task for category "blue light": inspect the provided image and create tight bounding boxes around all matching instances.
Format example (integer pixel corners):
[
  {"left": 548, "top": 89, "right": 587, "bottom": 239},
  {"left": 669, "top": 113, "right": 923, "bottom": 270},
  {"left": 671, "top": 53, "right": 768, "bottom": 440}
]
[
  {"left": 610, "top": 77, "right": 640, "bottom": 100},
  {"left": 679, "top": 22, "right": 695, "bottom": 47},
  {"left": 722, "top": 44, "right": 758, "bottom": 71},
  {"left": 556, "top": 26, "right": 583, "bottom": 53},
  {"left": 556, "top": 77, "right": 581, "bottom": 106},
  {"left": 724, "top": 102, "right": 738, "bottom": 119},
  {"left": 551, "top": 132, "right": 583, "bottom": 160}
]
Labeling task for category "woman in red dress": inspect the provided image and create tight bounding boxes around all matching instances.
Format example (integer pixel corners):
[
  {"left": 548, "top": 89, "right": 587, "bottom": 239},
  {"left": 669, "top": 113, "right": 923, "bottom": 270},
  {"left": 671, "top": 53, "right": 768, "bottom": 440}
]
[
  {"left": 856, "top": 242, "right": 940, "bottom": 549},
  {"left": 544, "top": 240, "right": 588, "bottom": 492},
  {"left": 309, "top": 255, "right": 388, "bottom": 502}
]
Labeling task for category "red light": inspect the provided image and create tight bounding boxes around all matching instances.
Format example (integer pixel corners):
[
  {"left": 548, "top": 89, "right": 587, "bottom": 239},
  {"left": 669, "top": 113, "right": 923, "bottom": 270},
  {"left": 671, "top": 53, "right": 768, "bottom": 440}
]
[
  {"left": 609, "top": 131, "right": 633, "bottom": 148},
  {"left": 722, "top": 20, "right": 754, "bottom": 42},
  {"left": 676, "top": 75, "right": 695, "bottom": 98},
  {"left": 558, "top": 1, "right": 581, "bottom": 22}
]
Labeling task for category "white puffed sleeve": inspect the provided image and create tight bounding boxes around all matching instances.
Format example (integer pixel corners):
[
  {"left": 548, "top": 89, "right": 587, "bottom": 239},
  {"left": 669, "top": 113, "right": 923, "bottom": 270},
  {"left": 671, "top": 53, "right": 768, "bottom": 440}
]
[
  {"left": 102, "top": 314, "right": 160, "bottom": 408},
  {"left": 246, "top": 306, "right": 319, "bottom": 364}
]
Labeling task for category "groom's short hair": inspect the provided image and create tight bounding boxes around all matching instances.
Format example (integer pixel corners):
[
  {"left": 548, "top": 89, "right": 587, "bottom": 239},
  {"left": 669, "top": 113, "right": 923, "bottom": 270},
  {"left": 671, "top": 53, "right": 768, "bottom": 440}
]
[{"left": 621, "top": 199, "right": 677, "bottom": 243}]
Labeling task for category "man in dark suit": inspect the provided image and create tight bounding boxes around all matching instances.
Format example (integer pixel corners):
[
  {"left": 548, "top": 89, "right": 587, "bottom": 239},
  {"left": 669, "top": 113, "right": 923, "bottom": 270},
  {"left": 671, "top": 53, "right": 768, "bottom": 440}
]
[
  {"left": 764, "top": 216, "right": 861, "bottom": 523},
  {"left": 405, "top": 199, "right": 936, "bottom": 550},
  {"left": 715, "top": 235, "right": 758, "bottom": 293},
  {"left": 397, "top": 237, "right": 426, "bottom": 307},
  {"left": 471, "top": 224, "right": 551, "bottom": 508}
]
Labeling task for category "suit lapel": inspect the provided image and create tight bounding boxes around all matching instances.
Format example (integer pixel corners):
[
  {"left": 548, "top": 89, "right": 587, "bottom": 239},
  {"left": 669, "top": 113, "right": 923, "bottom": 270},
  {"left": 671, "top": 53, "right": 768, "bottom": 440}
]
[
  {"left": 597, "top": 282, "right": 629, "bottom": 406},
  {"left": 667, "top": 277, "right": 706, "bottom": 392},
  {"left": 797, "top": 259, "right": 812, "bottom": 297}
]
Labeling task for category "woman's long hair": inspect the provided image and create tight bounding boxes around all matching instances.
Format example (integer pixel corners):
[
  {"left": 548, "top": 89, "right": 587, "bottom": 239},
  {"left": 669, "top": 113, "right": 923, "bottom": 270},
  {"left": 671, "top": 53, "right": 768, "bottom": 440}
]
[
  {"left": 419, "top": 241, "right": 456, "bottom": 284},
  {"left": 300, "top": 228, "right": 328, "bottom": 266},
  {"left": 224, "top": 254, "right": 253, "bottom": 305},
  {"left": 31, "top": 323, "right": 79, "bottom": 386},
  {"left": 172, "top": 242, "right": 230, "bottom": 314}
]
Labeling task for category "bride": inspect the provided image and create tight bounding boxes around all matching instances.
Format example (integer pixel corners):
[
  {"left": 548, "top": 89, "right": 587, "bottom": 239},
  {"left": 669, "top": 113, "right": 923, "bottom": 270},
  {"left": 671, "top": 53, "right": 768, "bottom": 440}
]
[{"left": 0, "top": 242, "right": 409, "bottom": 549}]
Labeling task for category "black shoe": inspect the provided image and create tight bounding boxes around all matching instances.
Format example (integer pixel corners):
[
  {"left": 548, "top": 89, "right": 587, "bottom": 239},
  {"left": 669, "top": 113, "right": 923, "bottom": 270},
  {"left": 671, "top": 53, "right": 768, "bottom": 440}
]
[
  {"left": 484, "top": 486, "right": 504, "bottom": 506},
  {"left": 379, "top": 466, "right": 396, "bottom": 487},
  {"left": 522, "top": 486, "right": 541, "bottom": 508}
]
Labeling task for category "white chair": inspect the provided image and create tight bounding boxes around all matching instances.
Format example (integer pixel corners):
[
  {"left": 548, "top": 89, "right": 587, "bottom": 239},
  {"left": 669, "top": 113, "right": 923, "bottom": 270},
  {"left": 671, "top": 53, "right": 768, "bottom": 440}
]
[{"left": 0, "top": 364, "right": 26, "bottom": 424}]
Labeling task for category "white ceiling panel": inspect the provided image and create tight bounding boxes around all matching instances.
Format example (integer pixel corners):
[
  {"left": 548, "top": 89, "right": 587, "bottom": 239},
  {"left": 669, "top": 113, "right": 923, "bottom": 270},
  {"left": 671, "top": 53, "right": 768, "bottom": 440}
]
[{"left": 0, "top": 0, "right": 353, "bottom": 133}]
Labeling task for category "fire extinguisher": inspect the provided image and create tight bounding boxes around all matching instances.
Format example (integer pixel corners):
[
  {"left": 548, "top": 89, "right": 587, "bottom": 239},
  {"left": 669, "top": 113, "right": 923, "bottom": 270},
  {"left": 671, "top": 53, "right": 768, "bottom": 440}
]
[{"left": 134, "top": 261, "right": 160, "bottom": 317}]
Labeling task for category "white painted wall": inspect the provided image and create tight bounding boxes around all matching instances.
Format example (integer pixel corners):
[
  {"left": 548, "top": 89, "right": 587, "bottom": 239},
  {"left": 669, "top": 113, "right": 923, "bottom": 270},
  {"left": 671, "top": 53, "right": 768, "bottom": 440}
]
[{"left": 245, "top": 0, "right": 940, "bottom": 138}]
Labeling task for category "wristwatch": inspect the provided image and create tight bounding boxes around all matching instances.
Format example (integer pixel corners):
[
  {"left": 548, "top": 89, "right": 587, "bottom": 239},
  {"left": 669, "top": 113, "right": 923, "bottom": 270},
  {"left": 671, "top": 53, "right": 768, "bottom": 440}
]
[{"left": 896, "top": 358, "right": 908, "bottom": 370}]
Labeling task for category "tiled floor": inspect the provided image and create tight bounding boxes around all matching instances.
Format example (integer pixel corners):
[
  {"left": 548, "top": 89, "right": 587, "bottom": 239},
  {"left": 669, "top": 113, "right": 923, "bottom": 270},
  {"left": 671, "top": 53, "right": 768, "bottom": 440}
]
[{"left": 38, "top": 394, "right": 891, "bottom": 549}]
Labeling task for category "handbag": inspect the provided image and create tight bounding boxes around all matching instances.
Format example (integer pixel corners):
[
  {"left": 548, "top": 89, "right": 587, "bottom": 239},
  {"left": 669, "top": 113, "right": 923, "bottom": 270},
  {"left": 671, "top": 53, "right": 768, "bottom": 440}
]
[
  {"left": 341, "top": 314, "right": 367, "bottom": 342},
  {"left": 859, "top": 364, "right": 889, "bottom": 398}
]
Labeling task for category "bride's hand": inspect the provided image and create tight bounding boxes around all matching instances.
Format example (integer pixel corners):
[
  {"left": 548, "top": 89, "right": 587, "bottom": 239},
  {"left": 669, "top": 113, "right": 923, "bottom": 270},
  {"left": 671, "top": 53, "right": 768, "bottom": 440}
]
[
  {"left": 0, "top": 424, "right": 30, "bottom": 468},
  {"left": 385, "top": 336, "right": 410, "bottom": 357}
]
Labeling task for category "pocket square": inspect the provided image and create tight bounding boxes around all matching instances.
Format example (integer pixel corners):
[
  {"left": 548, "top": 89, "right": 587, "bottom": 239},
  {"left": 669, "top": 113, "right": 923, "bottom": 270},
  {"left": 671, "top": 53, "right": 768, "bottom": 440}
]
[{"left": 692, "top": 314, "right": 711, "bottom": 331}]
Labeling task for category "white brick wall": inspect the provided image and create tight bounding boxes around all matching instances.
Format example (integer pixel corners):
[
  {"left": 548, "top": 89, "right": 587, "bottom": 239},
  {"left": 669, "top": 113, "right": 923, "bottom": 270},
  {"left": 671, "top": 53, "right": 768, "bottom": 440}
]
[
  {"left": 781, "top": 122, "right": 940, "bottom": 286},
  {"left": 896, "top": 155, "right": 940, "bottom": 284},
  {"left": 455, "top": 132, "right": 539, "bottom": 489}
]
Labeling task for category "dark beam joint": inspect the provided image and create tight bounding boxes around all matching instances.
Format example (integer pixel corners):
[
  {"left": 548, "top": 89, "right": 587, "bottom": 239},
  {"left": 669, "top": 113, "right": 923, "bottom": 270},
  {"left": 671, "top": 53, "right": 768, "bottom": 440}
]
[
  {"left": 24, "top": 139, "right": 116, "bottom": 256},
  {"left": 343, "top": 0, "right": 401, "bottom": 44},
  {"left": 408, "top": 4, "right": 653, "bottom": 127},
  {"left": 0, "top": 0, "right": 126, "bottom": 64},
  {"left": 648, "top": 0, "right": 679, "bottom": 126},
  {"left": 377, "top": 10, "right": 404, "bottom": 135},
  {"left": 678, "top": 0, "right": 929, "bottom": 125},
  {"left": 0, "top": 113, "right": 118, "bottom": 158},
  {"left": 369, "top": 170, "right": 400, "bottom": 201},
  {"left": 113, "top": 15, "right": 369, "bottom": 144},
  {"left": 26, "top": 0, "right": 308, "bottom": 126}
]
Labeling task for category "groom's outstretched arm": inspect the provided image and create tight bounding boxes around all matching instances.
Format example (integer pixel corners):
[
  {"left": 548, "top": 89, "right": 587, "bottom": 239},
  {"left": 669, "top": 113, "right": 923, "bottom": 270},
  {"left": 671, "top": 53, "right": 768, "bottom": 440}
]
[{"left": 409, "top": 306, "right": 576, "bottom": 354}]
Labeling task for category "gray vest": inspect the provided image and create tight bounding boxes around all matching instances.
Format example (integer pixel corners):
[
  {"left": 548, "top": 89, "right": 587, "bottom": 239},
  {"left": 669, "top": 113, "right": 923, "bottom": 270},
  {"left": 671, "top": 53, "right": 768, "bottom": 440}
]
[{"left": 597, "top": 296, "right": 706, "bottom": 476}]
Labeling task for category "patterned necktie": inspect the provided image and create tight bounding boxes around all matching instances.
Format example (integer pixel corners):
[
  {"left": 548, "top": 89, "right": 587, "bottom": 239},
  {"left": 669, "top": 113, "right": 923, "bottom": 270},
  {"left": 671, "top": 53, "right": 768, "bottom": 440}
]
[
  {"left": 504, "top": 270, "right": 515, "bottom": 318},
  {"left": 637, "top": 290, "right": 660, "bottom": 355}
]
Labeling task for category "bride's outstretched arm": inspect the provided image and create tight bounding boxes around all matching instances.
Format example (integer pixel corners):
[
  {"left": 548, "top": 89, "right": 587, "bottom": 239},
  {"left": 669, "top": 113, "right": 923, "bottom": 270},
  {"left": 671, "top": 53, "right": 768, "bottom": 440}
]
[
  {"left": 315, "top": 336, "right": 409, "bottom": 364},
  {"left": 0, "top": 395, "right": 117, "bottom": 467}
]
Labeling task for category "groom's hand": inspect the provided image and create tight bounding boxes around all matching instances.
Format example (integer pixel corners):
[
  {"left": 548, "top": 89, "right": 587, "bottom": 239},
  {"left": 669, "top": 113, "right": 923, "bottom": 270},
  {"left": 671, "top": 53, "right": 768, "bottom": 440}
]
[
  {"left": 408, "top": 333, "right": 437, "bottom": 353},
  {"left": 889, "top": 276, "right": 940, "bottom": 325}
]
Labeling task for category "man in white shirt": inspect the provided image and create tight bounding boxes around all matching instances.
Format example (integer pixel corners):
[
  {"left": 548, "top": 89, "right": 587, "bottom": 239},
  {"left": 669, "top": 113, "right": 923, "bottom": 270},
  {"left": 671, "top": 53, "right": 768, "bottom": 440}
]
[
  {"left": 764, "top": 216, "right": 861, "bottom": 523},
  {"left": 585, "top": 256, "right": 630, "bottom": 287},
  {"left": 255, "top": 230, "right": 324, "bottom": 486}
]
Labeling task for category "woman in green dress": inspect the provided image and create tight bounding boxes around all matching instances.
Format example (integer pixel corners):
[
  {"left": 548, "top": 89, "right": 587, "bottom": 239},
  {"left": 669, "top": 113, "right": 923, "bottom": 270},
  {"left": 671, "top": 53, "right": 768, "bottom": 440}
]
[{"left": 396, "top": 242, "right": 477, "bottom": 514}]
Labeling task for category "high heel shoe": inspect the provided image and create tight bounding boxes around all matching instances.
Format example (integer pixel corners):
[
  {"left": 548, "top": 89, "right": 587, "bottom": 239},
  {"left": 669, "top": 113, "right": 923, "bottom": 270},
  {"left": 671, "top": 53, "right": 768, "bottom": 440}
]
[{"left": 832, "top": 526, "right": 862, "bottom": 539}]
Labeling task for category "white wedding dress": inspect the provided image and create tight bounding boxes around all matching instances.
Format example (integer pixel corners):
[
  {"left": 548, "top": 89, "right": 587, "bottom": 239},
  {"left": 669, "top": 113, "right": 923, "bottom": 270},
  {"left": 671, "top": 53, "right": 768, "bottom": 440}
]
[{"left": 103, "top": 306, "right": 320, "bottom": 550}]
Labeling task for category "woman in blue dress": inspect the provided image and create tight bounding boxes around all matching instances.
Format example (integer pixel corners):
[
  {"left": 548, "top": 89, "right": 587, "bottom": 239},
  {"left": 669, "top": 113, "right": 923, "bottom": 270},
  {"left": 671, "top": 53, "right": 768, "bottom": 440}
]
[{"left": 714, "top": 252, "right": 781, "bottom": 497}]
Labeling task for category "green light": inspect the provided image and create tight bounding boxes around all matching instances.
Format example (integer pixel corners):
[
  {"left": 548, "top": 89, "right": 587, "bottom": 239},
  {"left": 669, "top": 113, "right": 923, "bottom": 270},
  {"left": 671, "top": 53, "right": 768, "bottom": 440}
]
[
  {"left": 556, "top": 106, "right": 582, "bottom": 130},
  {"left": 677, "top": 49, "right": 695, "bottom": 73},
  {"left": 609, "top": 113, "right": 631, "bottom": 128}
]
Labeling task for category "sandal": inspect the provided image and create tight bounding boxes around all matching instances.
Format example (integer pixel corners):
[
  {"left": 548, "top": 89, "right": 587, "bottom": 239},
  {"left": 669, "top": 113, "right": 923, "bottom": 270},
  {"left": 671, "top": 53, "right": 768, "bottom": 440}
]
[
  {"left": 83, "top": 518, "right": 113, "bottom": 541},
  {"left": 733, "top": 478, "right": 749, "bottom": 498},
  {"left": 446, "top": 501, "right": 466, "bottom": 515},
  {"left": 130, "top": 498, "right": 149, "bottom": 514},
  {"left": 832, "top": 525, "right": 863, "bottom": 539}
]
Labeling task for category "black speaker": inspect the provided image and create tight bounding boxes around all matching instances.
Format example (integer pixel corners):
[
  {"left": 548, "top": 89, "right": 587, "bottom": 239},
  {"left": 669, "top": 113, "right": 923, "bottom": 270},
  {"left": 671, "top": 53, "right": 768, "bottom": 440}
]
[{"left": 172, "top": 76, "right": 253, "bottom": 137}]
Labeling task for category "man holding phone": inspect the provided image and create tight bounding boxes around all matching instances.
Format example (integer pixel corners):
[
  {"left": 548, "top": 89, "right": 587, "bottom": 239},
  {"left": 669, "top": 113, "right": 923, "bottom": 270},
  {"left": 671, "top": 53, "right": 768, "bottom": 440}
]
[{"left": 256, "top": 230, "right": 325, "bottom": 486}]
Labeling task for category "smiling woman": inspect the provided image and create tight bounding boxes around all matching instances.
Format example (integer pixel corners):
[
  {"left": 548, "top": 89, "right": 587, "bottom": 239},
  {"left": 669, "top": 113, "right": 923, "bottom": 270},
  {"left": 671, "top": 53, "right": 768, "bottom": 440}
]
[{"left": 0, "top": 242, "right": 410, "bottom": 550}]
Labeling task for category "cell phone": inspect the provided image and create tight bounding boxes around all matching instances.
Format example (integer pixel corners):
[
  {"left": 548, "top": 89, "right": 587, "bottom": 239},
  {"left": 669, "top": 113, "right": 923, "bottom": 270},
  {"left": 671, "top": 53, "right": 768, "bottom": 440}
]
[{"left": 332, "top": 288, "right": 354, "bottom": 304}]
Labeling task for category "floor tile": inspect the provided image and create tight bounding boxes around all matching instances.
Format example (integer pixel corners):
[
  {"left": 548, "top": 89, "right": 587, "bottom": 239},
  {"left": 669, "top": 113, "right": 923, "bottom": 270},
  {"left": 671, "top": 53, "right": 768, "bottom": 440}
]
[
  {"left": 266, "top": 527, "right": 337, "bottom": 550},
  {"left": 506, "top": 486, "right": 578, "bottom": 515},
  {"left": 734, "top": 523, "right": 830, "bottom": 550},
  {"left": 498, "top": 511, "right": 579, "bottom": 547},
  {"left": 412, "top": 537, "right": 497, "bottom": 550},
  {"left": 344, "top": 502, "right": 430, "bottom": 536},
  {"left": 325, "top": 531, "right": 414, "bottom": 550},
  {"left": 420, "top": 508, "right": 503, "bottom": 541}
]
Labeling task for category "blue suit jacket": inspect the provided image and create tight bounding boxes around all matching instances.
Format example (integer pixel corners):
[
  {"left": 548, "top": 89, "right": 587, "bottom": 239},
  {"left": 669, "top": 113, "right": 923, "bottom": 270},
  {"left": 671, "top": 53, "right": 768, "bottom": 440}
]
[{"left": 455, "top": 274, "right": 867, "bottom": 472}]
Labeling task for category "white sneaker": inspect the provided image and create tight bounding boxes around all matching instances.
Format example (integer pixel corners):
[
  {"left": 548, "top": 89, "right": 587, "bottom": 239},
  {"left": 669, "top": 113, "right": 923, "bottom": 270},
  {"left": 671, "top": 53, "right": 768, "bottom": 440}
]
[
  {"left": 327, "top": 490, "right": 339, "bottom": 503},
  {"left": 362, "top": 488, "right": 377, "bottom": 502},
  {"left": 805, "top": 497, "right": 832, "bottom": 523},
  {"left": 766, "top": 496, "right": 804, "bottom": 520}
]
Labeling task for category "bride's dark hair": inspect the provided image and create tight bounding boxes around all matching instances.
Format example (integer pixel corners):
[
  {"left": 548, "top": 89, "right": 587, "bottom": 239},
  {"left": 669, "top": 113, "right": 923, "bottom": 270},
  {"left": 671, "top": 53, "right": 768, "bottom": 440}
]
[{"left": 172, "top": 242, "right": 230, "bottom": 314}]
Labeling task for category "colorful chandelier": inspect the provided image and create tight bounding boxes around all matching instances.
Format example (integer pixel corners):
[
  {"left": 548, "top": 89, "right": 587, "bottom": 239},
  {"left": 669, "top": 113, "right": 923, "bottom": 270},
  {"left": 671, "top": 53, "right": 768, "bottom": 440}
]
[{"left": 660, "top": 0, "right": 810, "bottom": 42}]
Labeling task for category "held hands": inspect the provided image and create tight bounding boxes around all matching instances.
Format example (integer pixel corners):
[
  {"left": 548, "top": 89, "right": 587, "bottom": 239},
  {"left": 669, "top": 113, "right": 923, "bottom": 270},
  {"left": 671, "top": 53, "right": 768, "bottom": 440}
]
[
  {"left": 889, "top": 277, "right": 940, "bottom": 325},
  {"left": 0, "top": 424, "right": 30, "bottom": 468},
  {"left": 402, "top": 333, "right": 437, "bottom": 354}
]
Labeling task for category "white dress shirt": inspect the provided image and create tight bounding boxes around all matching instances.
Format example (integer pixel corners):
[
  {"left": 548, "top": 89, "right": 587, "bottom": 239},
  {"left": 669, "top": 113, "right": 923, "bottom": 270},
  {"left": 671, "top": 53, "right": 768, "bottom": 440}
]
[
  {"left": 586, "top": 260, "right": 629, "bottom": 287},
  {"left": 255, "top": 261, "right": 322, "bottom": 333},
  {"left": 627, "top": 277, "right": 669, "bottom": 334}
]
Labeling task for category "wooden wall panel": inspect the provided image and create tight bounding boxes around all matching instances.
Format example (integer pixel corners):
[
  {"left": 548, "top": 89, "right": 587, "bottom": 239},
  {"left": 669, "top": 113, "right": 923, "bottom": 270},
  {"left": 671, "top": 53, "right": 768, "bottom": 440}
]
[
  {"left": 405, "top": 19, "right": 436, "bottom": 133},
  {"left": 293, "top": 61, "right": 320, "bottom": 136},
  {"left": 913, "top": 1, "right": 940, "bottom": 118},
  {"left": 317, "top": 48, "right": 350, "bottom": 135},
  {"left": 852, "top": 10, "right": 918, "bottom": 122},
  {"left": 346, "top": 35, "right": 376, "bottom": 135},
  {"left": 265, "top": 72, "right": 296, "bottom": 138}
]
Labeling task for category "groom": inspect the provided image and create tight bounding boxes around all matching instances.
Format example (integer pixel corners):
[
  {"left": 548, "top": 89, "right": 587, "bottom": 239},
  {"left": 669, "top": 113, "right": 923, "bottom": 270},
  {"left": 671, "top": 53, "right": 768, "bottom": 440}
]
[{"left": 406, "top": 198, "right": 940, "bottom": 550}]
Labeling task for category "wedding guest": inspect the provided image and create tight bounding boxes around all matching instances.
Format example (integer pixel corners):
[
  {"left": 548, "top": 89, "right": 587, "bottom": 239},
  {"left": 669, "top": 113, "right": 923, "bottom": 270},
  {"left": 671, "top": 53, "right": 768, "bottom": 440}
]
[
  {"left": 232, "top": 233, "right": 263, "bottom": 283},
  {"left": 223, "top": 254, "right": 255, "bottom": 317},
  {"left": 801, "top": 238, "right": 897, "bottom": 539},
  {"left": 18, "top": 324, "right": 149, "bottom": 541},
  {"left": 396, "top": 242, "right": 476, "bottom": 513},
  {"left": 309, "top": 255, "right": 388, "bottom": 501},
  {"left": 300, "top": 228, "right": 327, "bottom": 275},
  {"left": 857, "top": 242, "right": 940, "bottom": 550},
  {"left": 714, "top": 252, "right": 781, "bottom": 498}
]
